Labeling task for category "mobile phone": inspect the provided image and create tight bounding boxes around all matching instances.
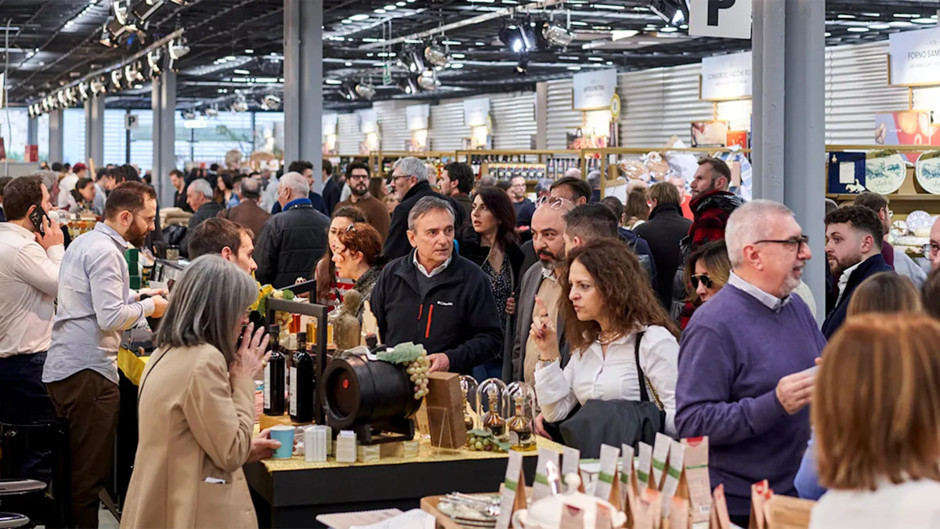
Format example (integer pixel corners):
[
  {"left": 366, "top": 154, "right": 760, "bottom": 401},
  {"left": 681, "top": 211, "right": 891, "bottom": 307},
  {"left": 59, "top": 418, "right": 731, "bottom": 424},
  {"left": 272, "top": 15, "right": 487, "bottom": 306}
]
[{"left": 28, "top": 207, "right": 49, "bottom": 235}]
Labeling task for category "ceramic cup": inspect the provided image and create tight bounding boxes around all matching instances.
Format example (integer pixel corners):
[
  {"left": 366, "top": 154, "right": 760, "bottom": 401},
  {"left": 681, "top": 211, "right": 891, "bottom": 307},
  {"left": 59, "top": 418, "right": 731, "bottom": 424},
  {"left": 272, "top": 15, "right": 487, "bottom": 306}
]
[{"left": 270, "top": 425, "right": 295, "bottom": 459}]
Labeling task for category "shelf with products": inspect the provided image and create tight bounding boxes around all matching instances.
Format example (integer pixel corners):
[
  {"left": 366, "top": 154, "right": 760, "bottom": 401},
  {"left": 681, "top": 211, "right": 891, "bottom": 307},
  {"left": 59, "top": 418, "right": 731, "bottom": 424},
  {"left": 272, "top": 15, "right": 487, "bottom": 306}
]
[
  {"left": 455, "top": 149, "right": 586, "bottom": 181},
  {"left": 587, "top": 146, "right": 752, "bottom": 199},
  {"left": 372, "top": 150, "right": 456, "bottom": 180},
  {"left": 327, "top": 154, "right": 376, "bottom": 180}
]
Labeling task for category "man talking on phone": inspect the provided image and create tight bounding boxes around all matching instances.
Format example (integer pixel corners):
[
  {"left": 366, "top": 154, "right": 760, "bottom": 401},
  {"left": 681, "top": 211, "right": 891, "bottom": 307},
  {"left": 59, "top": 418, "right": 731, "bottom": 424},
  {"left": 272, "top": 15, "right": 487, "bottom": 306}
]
[
  {"left": 43, "top": 181, "right": 169, "bottom": 528},
  {"left": 0, "top": 176, "right": 64, "bottom": 460}
]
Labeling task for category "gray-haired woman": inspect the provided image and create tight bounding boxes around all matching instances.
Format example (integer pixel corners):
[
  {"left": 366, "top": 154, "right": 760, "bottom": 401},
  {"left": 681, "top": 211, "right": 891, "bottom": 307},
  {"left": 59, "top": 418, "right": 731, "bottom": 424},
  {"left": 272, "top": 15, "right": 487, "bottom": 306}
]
[{"left": 121, "top": 255, "right": 278, "bottom": 529}]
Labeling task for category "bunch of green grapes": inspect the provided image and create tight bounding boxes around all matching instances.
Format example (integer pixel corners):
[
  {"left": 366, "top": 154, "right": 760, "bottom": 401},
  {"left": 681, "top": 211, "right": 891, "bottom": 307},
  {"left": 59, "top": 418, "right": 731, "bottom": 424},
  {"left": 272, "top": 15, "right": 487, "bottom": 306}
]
[
  {"left": 406, "top": 353, "right": 430, "bottom": 399},
  {"left": 466, "top": 430, "right": 504, "bottom": 452}
]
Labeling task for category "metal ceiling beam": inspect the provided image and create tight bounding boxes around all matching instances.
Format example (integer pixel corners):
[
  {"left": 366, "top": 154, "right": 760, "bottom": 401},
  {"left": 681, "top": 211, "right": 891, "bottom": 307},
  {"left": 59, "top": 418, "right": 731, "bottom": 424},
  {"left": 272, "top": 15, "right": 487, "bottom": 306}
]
[{"left": 358, "top": 0, "right": 567, "bottom": 50}]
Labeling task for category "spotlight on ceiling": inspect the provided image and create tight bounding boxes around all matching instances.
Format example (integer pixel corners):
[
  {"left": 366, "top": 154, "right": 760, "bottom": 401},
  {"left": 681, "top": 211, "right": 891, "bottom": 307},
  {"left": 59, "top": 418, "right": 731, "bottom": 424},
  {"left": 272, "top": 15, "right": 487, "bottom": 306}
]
[
  {"left": 125, "top": 62, "right": 144, "bottom": 83},
  {"left": 261, "top": 94, "right": 281, "bottom": 110},
  {"left": 91, "top": 77, "right": 107, "bottom": 95},
  {"left": 417, "top": 69, "right": 440, "bottom": 91},
  {"left": 65, "top": 87, "right": 78, "bottom": 104},
  {"left": 355, "top": 81, "right": 376, "bottom": 100},
  {"left": 147, "top": 48, "right": 163, "bottom": 77},
  {"left": 649, "top": 0, "right": 689, "bottom": 27},
  {"left": 28, "top": 105, "right": 37, "bottom": 119},
  {"left": 107, "top": 0, "right": 138, "bottom": 39},
  {"left": 424, "top": 41, "right": 450, "bottom": 68},
  {"left": 110, "top": 69, "right": 124, "bottom": 90},
  {"left": 205, "top": 106, "right": 219, "bottom": 117},
  {"left": 515, "top": 54, "right": 529, "bottom": 75},
  {"left": 541, "top": 21, "right": 573, "bottom": 48},
  {"left": 231, "top": 96, "right": 248, "bottom": 112},
  {"left": 499, "top": 21, "right": 536, "bottom": 54},
  {"left": 130, "top": 0, "right": 167, "bottom": 22},
  {"left": 99, "top": 24, "right": 116, "bottom": 47},
  {"left": 400, "top": 77, "right": 418, "bottom": 95},
  {"left": 78, "top": 81, "right": 89, "bottom": 100},
  {"left": 169, "top": 37, "right": 190, "bottom": 60},
  {"left": 181, "top": 109, "right": 196, "bottom": 120}
]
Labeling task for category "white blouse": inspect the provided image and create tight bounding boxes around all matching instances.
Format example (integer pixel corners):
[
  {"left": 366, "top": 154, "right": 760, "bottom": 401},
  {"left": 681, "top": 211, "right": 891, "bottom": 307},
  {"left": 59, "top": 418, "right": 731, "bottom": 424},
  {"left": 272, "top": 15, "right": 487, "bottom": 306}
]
[
  {"left": 533, "top": 325, "right": 679, "bottom": 435},
  {"left": 809, "top": 479, "right": 940, "bottom": 529}
]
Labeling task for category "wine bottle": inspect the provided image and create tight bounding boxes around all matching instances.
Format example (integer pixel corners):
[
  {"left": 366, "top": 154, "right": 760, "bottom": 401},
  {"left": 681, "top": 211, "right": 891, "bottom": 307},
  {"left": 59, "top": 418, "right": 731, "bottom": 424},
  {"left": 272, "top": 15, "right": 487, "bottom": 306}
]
[
  {"left": 264, "top": 324, "right": 286, "bottom": 416},
  {"left": 290, "top": 332, "right": 314, "bottom": 423}
]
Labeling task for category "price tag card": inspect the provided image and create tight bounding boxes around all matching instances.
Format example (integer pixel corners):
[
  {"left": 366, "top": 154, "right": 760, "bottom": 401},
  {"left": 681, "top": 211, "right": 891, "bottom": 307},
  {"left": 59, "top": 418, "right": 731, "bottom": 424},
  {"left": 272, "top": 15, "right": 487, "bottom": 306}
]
[
  {"left": 652, "top": 432, "right": 672, "bottom": 489},
  {"left": 532, "top": 447, "right": 560, "bottom": 502},
  {"left": 593, "top": 443, "right": 620, "bottom": 501},
  {"left": 637, "top": 442, "right": 653, "bottom": 493},
  {"left": 660, "top": 441, "right": 686, "bottom": 516},
  {"left": 495, "top": 451, "right": 525, "bottom": 529},
  {"left": 619, "top": 444, "right": 635, "bottom": 509},
  {"left": 561, "top": 446, "right": 581, "bottom": 490}
]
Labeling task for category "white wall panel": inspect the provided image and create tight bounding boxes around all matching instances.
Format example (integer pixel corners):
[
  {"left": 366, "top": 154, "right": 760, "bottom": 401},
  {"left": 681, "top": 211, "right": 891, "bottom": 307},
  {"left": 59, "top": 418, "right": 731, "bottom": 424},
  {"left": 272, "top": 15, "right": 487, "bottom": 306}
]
[
  {"left": 429, "top": 100, "right": 464, "bottom": 152},
  {"left": 375, "top": 100, "right": 410, "bottom": 151},
  {"left": 337, "top": 113, "right": 364, "bottom": 154},
  {"left": 491, "top": 92, "right": 536, "bottom": 150},
  {"left": 545, "top": 78, "right": 582, "bottom": 149}
]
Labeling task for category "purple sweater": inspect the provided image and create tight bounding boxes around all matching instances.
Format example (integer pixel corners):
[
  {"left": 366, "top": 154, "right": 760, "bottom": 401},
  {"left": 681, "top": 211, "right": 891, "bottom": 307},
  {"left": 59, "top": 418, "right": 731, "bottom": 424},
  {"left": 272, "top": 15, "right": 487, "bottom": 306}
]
[{"left": 676, "top": 283, "right": 825, "bottom": 517}]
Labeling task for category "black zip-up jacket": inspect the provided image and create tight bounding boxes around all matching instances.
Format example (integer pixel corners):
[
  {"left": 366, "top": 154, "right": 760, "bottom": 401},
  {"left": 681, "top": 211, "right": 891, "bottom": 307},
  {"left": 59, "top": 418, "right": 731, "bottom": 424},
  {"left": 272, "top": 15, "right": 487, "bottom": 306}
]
[{"left": 370, "top": 250, "right": 503, "bottom": 374}]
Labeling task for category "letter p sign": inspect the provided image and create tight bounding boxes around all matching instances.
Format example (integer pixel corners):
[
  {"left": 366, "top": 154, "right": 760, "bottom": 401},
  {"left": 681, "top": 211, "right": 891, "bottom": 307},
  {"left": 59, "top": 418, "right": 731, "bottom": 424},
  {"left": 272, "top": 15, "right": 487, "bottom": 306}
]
[
  {"left": 689, "top": 0, "right": 752, "bottom": 40},
  {"left": 708, "top": 0, "right": 736, "bottom": 26}
]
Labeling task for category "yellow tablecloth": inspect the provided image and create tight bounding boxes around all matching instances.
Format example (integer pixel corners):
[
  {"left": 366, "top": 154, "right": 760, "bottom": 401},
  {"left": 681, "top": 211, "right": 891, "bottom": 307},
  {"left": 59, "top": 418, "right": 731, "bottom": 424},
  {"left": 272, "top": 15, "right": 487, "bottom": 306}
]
[
  {"left": 117, "top": 347, "right": 150, "bottom": 386},
  {"left": 262, "top": 435, "right": 563, "bottom": 472}
]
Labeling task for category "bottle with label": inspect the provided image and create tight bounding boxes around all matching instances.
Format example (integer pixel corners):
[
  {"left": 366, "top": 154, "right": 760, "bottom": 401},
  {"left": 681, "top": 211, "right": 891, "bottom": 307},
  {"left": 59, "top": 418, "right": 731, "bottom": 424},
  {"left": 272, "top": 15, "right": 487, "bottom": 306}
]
[
  {"left": 481, "top": 387, "right": 506, "bottom": 440},
  {"left": 263, "top": 324, "right": 286, "bottom": 416},
  {"left": 462, "top": 386, "right": 475, "bottom": 432},
  {"left": 507, "top": 394, "right": 536, "bottom": 451},
  {"left": 290, "top": 332, "right": 314, "bottom": 423}
]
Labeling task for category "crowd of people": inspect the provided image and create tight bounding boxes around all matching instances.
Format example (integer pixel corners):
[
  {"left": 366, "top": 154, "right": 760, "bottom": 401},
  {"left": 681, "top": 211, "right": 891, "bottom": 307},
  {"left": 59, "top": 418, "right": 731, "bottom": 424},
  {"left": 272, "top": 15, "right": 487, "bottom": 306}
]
[{"left": 1, "top": 154, "right": 939, "bottom": 527}]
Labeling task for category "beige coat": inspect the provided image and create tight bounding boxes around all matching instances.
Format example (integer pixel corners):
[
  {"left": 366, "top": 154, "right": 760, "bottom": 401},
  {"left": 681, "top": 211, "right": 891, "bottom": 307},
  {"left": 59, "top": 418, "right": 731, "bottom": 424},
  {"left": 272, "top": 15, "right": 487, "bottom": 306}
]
[{"left": 121, "top": 344, "right": 258, "bottom": 529}]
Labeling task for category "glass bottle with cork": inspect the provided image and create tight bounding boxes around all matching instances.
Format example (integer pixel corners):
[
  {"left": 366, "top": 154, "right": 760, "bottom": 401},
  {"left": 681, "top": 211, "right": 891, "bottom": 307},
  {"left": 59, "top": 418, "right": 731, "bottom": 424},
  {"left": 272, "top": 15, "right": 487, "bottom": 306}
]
[
  {"left": 507, "top": 393, "right": 536, "bottom": 451},
  {"left": 289, "top": 332, "right": 314, "bottom": 423},
  {"left": 264, "top": 324, "right": 286, "bottom": 416},
  {"left": 481, "top": 387, "right": 506, "bottom": 440}
]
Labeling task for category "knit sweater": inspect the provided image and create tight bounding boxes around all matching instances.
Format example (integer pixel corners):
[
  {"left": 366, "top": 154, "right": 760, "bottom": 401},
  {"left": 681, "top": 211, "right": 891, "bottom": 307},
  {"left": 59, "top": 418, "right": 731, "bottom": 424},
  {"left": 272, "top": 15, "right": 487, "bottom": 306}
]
[{"left": 676, "top": 283, "right": 825, "bottom": 517}]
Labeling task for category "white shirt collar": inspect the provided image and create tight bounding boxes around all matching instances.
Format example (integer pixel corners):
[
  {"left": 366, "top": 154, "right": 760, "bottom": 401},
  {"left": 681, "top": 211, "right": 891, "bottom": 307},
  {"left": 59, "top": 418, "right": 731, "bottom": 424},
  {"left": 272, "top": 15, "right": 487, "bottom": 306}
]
[
  {"left": 0, "top": 222, "right": 35, "bottom": 239},
  {"left": 413, "top": 251, "right": 452, "bottom": 278},
  {"left": 541, "top": 263, "right": 557, "bottom": 281},
  {"left": 728, "top": 271, "right": 791, "bottom": 312},
  {"left": 836, "top": 260, "right": 864, "bottom": 304}
]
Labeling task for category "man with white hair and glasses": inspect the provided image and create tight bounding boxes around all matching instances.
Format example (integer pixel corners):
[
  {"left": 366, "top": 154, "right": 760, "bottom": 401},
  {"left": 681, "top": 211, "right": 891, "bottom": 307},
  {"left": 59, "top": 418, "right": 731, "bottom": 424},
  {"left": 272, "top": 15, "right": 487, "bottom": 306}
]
[
  {"left": 383, "top": 157, "right": 466, "bottom": 260},
  {"left": 254, "top": 171, "right": 330, "bottom": 288},
  {"left": 675, "top": 200, "right": 826, "bottom": 526}
]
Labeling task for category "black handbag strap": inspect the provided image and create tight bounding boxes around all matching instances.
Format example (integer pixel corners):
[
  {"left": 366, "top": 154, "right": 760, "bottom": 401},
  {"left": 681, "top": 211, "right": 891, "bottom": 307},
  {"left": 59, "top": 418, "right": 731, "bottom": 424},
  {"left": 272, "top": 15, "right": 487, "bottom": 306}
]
[{"left": 634, "top": 331, "right": 648, "bottom": 402}]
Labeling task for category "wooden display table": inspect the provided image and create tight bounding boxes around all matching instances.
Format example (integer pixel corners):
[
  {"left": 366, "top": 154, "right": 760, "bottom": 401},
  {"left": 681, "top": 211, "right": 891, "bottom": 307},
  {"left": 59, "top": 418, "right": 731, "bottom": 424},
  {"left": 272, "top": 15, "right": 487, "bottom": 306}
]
[{"left": 246, "top": 437, "right": 561, "bottom": 528}]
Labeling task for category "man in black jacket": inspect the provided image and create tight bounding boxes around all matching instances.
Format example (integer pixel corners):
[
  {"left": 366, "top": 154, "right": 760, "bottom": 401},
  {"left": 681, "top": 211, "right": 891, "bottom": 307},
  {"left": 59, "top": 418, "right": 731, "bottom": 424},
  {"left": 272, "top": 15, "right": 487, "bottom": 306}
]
[
  {"left": 371, "top": 196, "right": 502, "bottom": 374},
  {"left": 635, "top": 182, "right": 693, "bottom": 308},
  {"left": 821, "top": 206, "right": 893, "bottom": 338},
  {"left": 254, "top": 172, "right": 330, "bottom": 288},
  {"left": 383, "top": 157, "right": 465, "bottom": 260}
]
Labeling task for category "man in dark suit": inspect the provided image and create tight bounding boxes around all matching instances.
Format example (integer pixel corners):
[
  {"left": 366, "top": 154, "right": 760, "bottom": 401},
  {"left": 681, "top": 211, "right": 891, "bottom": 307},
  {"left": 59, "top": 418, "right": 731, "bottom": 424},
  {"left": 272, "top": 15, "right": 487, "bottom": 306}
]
[
  {"left": 635, "top": 182, "right": 693, "bottom": 308},
  {"left": 321, "top": 158, "right": 344, "bottom": 215},
  {"left": 821, "top": 206, "right": 894, "bottom": 338},
  {"left": 219, "top": 176, "right": 270, "bottom": 243}
]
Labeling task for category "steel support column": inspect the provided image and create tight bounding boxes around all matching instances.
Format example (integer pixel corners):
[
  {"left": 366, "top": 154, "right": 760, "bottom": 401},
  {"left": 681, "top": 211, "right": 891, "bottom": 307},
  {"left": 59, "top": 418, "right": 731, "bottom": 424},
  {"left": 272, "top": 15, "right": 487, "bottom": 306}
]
[
  {"left": 283, "top": 0, "right": 323, "bottom": 190},
  {"left": 152, "top": 71, "right": 177, "bottom": 207},
  {"left": 48, "top": 109, "right": 64, "bottom": 164},
  {"left": 752, "top": 0, "right": 826, "bottom": 321},
  {"left": 84, "top": 95, "right": 105, "bottom": 168}
]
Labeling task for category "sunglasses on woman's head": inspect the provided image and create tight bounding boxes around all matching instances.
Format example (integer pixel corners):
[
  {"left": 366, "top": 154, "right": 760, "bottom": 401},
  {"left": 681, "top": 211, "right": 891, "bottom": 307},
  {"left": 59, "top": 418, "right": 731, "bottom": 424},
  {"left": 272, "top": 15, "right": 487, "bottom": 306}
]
[
  {"left": 690, "top": 274, "right": 713, "bottom": 289},
  {"left": 535, "top": 195, "right": 571, "bottom": 210}
]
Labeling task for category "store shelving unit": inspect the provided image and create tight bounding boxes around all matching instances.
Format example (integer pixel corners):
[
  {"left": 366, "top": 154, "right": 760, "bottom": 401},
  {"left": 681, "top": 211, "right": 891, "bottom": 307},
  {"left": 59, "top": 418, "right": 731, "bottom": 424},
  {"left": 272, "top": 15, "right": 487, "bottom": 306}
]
[{"left": 373, "top": 150, "right": 456, "bottom": 179}]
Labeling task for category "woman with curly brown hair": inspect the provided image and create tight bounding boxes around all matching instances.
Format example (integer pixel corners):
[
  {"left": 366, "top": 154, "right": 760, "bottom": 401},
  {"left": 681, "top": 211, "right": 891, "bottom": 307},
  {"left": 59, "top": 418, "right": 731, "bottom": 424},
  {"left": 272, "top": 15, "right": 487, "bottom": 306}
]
[
  {"left": 530, "top": 240, "right": 680, "bottom": 435},
  {"left": 313, "top": 206, "right": 366, "bottom": 309}
]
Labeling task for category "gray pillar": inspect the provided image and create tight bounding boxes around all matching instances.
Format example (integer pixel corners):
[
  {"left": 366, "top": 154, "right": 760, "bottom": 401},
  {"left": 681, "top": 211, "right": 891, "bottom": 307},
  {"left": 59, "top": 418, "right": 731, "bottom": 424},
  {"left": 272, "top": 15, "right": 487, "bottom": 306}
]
[
  {"left": 84, "top": 96, "right": 105, "bottom": 168},
  {"left": 27, "top": 116, "right": 38, "bottom": 146},
  {"left": 283, "top": 0, "right": 323, "bottom": 191},
  {"left": 152, "top": 71, "right": 177, "bottom": 207},
  {"left": 48, "top": 109, "right": 64, "bottom": 163},
  {"left": 752, "top": 0, "right": 826, "bottom": 321},
  {"left": 534, "top": 82, "right": 548, "bottom": 150}
]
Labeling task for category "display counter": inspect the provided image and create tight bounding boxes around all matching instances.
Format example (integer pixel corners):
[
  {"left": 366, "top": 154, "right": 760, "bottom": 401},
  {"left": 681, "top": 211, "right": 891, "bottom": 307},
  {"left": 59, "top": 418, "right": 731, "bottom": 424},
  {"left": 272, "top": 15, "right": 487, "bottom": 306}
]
[{"left": 246, "top": 436, "right": 561, "bottom": 528}]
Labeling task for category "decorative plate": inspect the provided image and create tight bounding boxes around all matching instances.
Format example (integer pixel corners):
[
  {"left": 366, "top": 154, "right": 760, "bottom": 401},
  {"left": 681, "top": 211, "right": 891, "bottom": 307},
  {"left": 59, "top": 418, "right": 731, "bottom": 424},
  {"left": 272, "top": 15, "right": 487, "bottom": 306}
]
[
  {"left": 915, "top": 151, "right": 940, "bottom": 195},
  {"left": 906, "top": 210, "right": 933, "bottom": 232},
  {"left": 864, "top": 150, "right": 907, "bottom": 195}
]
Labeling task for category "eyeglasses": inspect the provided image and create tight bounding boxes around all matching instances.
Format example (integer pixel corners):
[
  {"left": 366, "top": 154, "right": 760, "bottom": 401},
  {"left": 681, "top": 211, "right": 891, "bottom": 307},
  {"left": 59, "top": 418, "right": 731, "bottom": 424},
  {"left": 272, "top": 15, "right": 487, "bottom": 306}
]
[
  {"left": 690, "top": 274, "right": 713, "bottom": 290},
  {"left": 753, "top": 234, "right": 810, "bottom": 251},
  {"left": 926, "top": 242, "right": 940, "bottom": 258},
  {"left": 535, "top": 195, "right": 572, "bottom": 210},
  {"left": 344, "top": 223, "right": 358, "bottom": 233}
]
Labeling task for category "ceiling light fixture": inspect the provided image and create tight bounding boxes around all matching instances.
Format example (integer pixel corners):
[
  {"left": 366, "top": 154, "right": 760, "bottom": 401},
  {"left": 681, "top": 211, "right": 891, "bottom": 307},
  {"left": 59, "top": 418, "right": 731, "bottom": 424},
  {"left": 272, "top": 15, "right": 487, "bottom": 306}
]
[
  {"left": 424, "top": 40, "right": 450, "bottom": 67},
  {"left": 131, "top": 0, "right": 167, "bottom": 22},
  {"left": 649, "top": 0, "right": 689, "bottom": 27},
  {"left": 542, "top": 20, "right": 573, "bottom": 48},
  {"left": 417, "top": 69, "right": 440, "bottom": 90},
  {"left": 147, "top": 48, "right": 163, "bottom": 76},
  {"left": 355, "top": 80, "right": 376, "bottom": 100},
  {"left": 261, "top": 94, "right": 281, "bottom": 110}
]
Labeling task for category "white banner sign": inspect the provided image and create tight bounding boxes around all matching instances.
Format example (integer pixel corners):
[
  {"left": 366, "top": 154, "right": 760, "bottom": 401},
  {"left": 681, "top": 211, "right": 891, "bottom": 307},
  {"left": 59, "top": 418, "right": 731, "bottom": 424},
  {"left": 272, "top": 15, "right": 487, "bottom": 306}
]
[
  {"left": 701, "top": 51, "right": 752, "bottom": 100},
  {"left": 463, "top": 98, "right": 490, "bottom": 127},
  {"left": 572, "top": 69, "right": 617, "bottom": 111},
  {"left": 406, "top": 104, "right": 429, "bottom": 130},
  {"left": 689, "top": 0, "right": 752, "bottom": 40},
  {"left": 889, "top": 27, "right": 940, "bottom": 86},
  {"left": 357, "top": 109, "right": 378, "bottom": 133},
  {"left": 322, "top": 113, "right": 338, "bottom": 135}
]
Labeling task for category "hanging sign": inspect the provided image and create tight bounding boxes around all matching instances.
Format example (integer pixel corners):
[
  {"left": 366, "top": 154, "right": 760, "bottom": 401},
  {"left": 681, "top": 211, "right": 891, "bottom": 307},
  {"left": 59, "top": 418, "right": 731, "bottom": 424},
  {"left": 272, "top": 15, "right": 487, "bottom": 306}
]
[
  {"left": 700, "top": 51, "right": 752, "bottom": 100},
  {"left": 572, "top": 69, "right": 617, "bottom": 111},
  {"left": 406, "top": 104, "right": 429, "bottom": 131},
  {"left": 357, "top": 108, "right": 378, "bottom": 134},
  {"left": 689, "top": 0, "right": 752, "bottom": 40},
  {"left": 463, "top": 98, "right": 491, "bottom": 127},
  {"left": 889, "top": 27, "right": 940, "bottom": 86},
  {"left": 322, "top": 113, "right": 338, "bottom": 135}
]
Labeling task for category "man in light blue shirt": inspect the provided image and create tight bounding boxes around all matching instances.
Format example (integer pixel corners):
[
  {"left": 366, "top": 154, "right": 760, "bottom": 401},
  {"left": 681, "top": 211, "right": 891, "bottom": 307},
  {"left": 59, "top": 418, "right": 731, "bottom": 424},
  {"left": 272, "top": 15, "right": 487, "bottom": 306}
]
[{"left": 42, "top": 181, "right": 168, "bottom": 528}]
